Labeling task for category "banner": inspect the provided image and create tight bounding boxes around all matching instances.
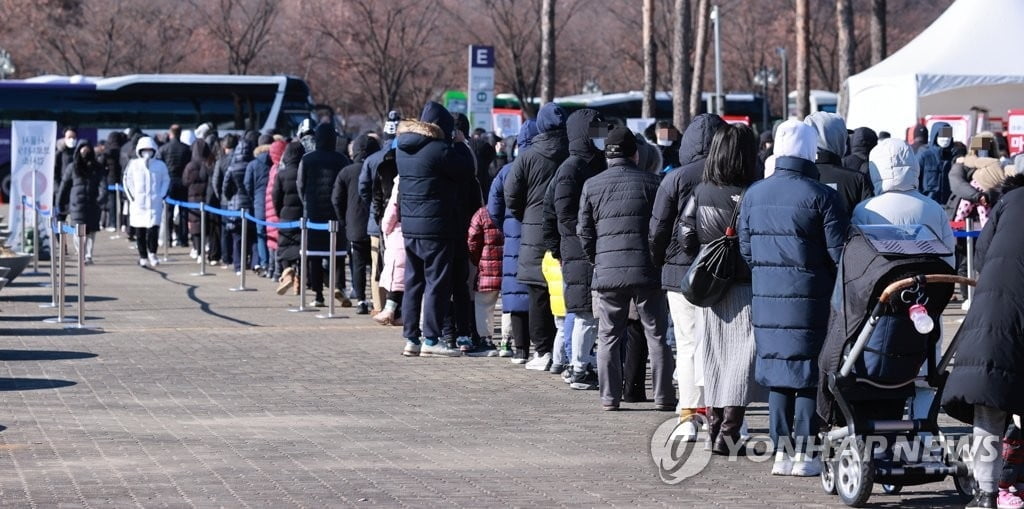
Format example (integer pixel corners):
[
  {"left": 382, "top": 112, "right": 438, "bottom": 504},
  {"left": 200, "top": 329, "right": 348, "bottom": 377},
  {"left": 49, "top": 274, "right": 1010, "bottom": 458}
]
[
  {"left": 7, "top": 121, "right": 56, "bottom": 253},
  {"left": 467, "top": 45, "right": 495, "bottom": 133}
]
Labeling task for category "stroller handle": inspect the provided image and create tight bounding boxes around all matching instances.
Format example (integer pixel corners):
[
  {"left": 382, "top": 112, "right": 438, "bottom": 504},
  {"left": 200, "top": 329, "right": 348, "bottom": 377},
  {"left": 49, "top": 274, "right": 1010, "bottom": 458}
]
[{"left": 878, "top": 275, "right": 977, "bottom": 303}]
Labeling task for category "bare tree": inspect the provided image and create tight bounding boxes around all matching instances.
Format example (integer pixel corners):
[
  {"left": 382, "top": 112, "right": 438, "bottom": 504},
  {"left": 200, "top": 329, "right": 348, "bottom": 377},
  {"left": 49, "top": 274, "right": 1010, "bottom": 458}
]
[
  {"left": 672, "top": 0, "right": 692, "bottom": 128},
  {"left": 189, "top": 0, "right": 277, "bottom": 75},
  {"left": 688, "top": 0, "right": 710, "bottom": 119},
  {"left": 870, "top": 0, "right": 887, "bottom": 64},
  {"left": 642, "top": 0, "right": 657, "bottom": 118},
  {"left": 795, "top": 0, "right": 810, "bottom": 118},
  {"left": 478, "top": 0, "right": 542, "bottom": 118},
  {"left": 836, "top": 0, "right": 855, "bottom": 85},
  {"left": 540, "top": 0, "right": 556, "bottom": 103}
]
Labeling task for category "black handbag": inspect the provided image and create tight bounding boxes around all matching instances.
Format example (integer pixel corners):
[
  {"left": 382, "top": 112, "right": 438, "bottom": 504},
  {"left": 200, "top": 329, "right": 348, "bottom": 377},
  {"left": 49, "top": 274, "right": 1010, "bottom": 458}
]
[{"left": 680, "top": 193, "right": 744, "bottom": 307}]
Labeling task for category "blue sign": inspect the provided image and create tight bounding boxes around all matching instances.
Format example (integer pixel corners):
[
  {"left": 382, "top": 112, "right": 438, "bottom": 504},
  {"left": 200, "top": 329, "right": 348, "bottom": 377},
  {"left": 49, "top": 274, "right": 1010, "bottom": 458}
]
[{"left": 470, "top": 46, "right": 494, "bottom": 68}]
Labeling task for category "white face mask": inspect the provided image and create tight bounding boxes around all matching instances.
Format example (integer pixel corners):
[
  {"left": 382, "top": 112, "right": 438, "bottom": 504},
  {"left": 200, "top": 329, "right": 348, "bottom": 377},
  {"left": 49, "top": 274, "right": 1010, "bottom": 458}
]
[
  {"left": 592, "top": 138, "right": 606, "bottom": 150},
  {"left": 65, "top": 138, "right": 77, "bottom": 149},
  {"left": 936, "top": 137, "right": 951, "bottom": 148},
  {"left": 656, "top": 139, "right": 673, "bottom": 147},
  {"left": 141, "top": 150, "right": 154, "bottom": 160},
  {"left": 977, "top": 149, "right": 989, "bottom": 158}
]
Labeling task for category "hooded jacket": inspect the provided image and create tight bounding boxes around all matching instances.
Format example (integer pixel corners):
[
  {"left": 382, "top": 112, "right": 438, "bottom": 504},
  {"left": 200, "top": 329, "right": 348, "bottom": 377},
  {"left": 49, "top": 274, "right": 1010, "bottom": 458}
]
[
  {"left": 359, "top": 139, "right": 395, "bottom": 237},
  {"left": 396, "top": 101, "right": 475, "bottom": 240},
  {"left": 222, "top": 131, "right": 257, "bottom": 213},
  {"left": 333, "top": 134, "right": 380, "bottom": 243},
  {"left": 842, "top": 127, "right": 878, "bottom": 175},
  {"left": 578, "top": 158, "right": 662, "bottom": 291},
  {"left": 265, "top": 140, "right": 286, "bottom": 251},
  {"left": 159, "top": 136, "right": 192, "bottom": 181},
  {"left": 123, "top": 137, "right": 170, "bottom": 229},
  {"left": 804, "top": 112, "right": 874, "bottom": 217},
  {"left": 244, "top": 144, "right": 273, "bottom": 220},
  {"left": 487, "top": 120, "right": 539, "bottom": 313},
  {"left": 504, "top": 103, "right": 570, "bottom": 284},
  {"left": 272, "top": 142, "right": 305, "bottom": 261},
  {"left": 852, "top": 139, "right": 955, "bottom": 266},
  {"left": 297, "top": 123, "right": 346, "bottom": 222},
  {"left": 942, "top": 186, "right": 1024, "bottom": 424},
  {"left": 182, "top": 139, "right": 213, "bottom": 235},
  {"left": 551, "top": 108, "right": 606, "bottom": 313},
  {"left": 915, "top": 121, "right": 953, "bottom": 204},
  {"left": 649, "top": 113, "right": 725, "bottom": 291},
  {"left": 738, "top": 120, "right": 849, "bottom": 389},
  {"left": 57, "top": 140, "right": 103, "bottom": 232},
  {"left": 467, "top": 206, "right": 503, "bottom": 293}
]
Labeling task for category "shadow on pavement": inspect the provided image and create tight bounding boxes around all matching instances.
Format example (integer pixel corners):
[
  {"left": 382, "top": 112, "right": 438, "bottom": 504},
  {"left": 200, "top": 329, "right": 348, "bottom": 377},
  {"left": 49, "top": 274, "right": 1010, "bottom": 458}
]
[
  {"left": 0, "top": 350, "right": 97, "bottom": 361},
  {"left": 0, "top": 378, "right": 76, "bottom": 391},
  {"left": 2, "top": 294, "right": 117, "bottom": 304},
  {"left": 0, "top": 328, "right": 104, "bottom": 336},
  {"left": 866, "top": 490, "right": 970, "bottom": 508},
  {"left": 1, "top": 315, "right": 103, "bottom": 322},
  {"left": 153, "top": 269, "right": 259, "bottom": 327}
]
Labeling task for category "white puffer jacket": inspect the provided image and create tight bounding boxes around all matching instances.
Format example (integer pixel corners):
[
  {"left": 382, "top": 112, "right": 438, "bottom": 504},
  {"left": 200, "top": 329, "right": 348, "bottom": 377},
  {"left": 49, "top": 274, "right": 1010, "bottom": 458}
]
[{"left": 123, "top": 137, "right": 170, "bottom": 228}]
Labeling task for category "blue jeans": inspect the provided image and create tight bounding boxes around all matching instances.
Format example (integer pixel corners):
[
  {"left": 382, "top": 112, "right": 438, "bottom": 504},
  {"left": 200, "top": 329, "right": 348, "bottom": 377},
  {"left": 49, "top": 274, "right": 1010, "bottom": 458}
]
[
  {"left": 255, "top": 224, "right": 268, "bottom": 268},
  {"left": 769, "top": 387, "right": 818, "bottom": 454}
]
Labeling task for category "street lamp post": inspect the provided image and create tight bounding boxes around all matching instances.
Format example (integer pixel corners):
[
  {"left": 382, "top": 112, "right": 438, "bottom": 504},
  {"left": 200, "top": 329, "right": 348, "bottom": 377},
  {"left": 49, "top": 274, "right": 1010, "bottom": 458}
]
[
  {"left": 753, "top": 67, "right": 778, "bottom": 132},
  {"left": 711, "top": 5, "right": 723, "bottom": 116},
  {"left": 0, "top": 49, "right": 14, "bottom": 80},
  {"left": 776, "top": 47, "right": 788, "bottom": 119}
]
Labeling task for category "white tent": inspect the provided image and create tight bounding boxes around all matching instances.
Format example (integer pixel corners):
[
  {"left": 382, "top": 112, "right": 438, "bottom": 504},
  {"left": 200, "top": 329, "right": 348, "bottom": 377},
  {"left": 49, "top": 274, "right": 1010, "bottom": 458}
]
[{"left": 842, "top": 0, "right": 1024, "bottom": 137}]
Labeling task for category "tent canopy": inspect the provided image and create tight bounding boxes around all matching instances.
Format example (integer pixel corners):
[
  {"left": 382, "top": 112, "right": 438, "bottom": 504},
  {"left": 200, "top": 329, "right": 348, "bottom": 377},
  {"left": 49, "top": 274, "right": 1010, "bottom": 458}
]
[{"left": 842, "top": 0, "right": 1024, "bottom": 137}]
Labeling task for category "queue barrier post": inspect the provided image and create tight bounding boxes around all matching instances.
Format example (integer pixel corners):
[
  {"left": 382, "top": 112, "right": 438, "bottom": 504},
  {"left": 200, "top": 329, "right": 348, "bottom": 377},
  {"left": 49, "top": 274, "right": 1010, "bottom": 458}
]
[
  {"left": 289, "top": 218, "right": 312, "bottom": 312},
  {"left": 965, "top": 218, "right": 975, "bottom": 305},
  {"left": 39, "top": 216, "right": 66, "bottom": 309},
  {"left": 192, "top": 203, "right": 210, "bottom": 277},
  {"left": 43, "top": 222, "right": 73, "bottom": 324},
  {"left": 230, "top": 208, "right": 255, "bottom": 292},
  {"left": 66, "top": 224, "right": 99, "bottom": 330},
  {"left": 316, "top": 220, "right": 340, "bottom": 319},
  {"left": 162, "top": 201, "right": 171, "bottom": 262},
  {"left": 111, "top": 185, "right": 122, "bottom": 239},
  {"left": 20, "top": 196, "right": 27, "bottom": 256}
]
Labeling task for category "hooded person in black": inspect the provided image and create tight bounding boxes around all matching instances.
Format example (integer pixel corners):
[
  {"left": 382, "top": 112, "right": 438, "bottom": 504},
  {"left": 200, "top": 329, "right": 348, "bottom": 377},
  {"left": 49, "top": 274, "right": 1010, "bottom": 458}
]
[
  {"left": 550, "top": 108, "right": 607, "bottom": 382},
  {"left": 504, "top": 102, "right": 570, "bottom": 368},
  {"left": 396, "top": 101, "right": 474, "bottom": 356},
  {"left": 654, "top": 121, "right": 682, "bottom": 171},
  {"left": 100, "top": 131, "right": 127, "bottom": 230},
  {"left": 297, "top": 123, "right": 348, "bottom": 307},
  {"left": 57, "top": 140, "right": 103, "bottom": 262},
  {"left": 916, "top": 121, "right": 954, "bottom": 204},
  {"left": 333, "top": 134, "right": 381, "bottom": 314},
  {"left": 803, "top": 112, "right": 874, "bottom": 216},
  {"left": 272, "top": 141, "right": 306, "bottom": 292},
  {"left": 159, "top": 124, "right": 193, "bottom": 247},
  {"left": 842, "top": 127, "right": 878, "bottom": 175},
  {"left": 359, "top": 111, "right": 400, "bottom": 314}
]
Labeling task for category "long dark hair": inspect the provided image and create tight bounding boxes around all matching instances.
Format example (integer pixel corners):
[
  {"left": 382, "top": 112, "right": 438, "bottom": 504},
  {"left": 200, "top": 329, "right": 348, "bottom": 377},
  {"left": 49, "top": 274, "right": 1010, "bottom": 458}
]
[
  {"left": 73, "top": 140, "right": 96, "bottom": 178},
  {"left": 704, "top": 123, "right": 757, "bottom": 187}
]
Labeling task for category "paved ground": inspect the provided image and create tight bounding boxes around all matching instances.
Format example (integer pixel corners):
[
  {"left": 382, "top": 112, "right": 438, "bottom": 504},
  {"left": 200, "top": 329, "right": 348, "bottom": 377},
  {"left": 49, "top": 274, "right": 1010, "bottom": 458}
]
[{"left": 0, "top": 233, "right": 976, "bottom": 508}]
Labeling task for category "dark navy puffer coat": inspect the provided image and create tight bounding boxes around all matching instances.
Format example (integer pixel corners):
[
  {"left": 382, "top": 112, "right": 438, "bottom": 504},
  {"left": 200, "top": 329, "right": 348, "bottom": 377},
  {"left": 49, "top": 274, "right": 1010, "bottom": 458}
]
[
  {"left": 396, "top": 101, "right": 474, "bottom": 240},
  {"left": 578, "top": 158, "right": 662, "bottom": 291},
  {"left": 738, "top": 156, "right": 849, "bottom": 389},
  {"left": 488, "top": 163, "right": 529, "bottom": 313},
  {"left": 649, "top": 113, "right": 725, "bottom": 291},
  {"left": 552, "top": 108, "right": 606, "bottom": 313}
]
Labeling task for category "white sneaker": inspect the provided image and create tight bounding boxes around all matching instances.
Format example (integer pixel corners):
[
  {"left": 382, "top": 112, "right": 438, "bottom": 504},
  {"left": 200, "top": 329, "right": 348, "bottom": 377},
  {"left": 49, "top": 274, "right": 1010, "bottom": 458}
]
[
  {"left": 138, "top": 258, "right": 148, "bottom": 267},
  {"left": 524, "top": 352, "right": 552, "bottom": 371},
  {"left": 148, "top": 254, "right": 160, "bottom": 267},
  {"left": 790, "top": 453, "right": 822, "bottom": 477},
  {"left": 421, "top": 341, "right": 462, "bottom": 357},
  {"left": 189, "top": 249, "right": 198, "bottom": 259},
  {"left": 961, "top": 298, "right": 972, "bottom": 311},
  {"left": 771, "top": 451, "right": 793, "bottom": 476},
  {"left": 740, "top": 420, "right": 750, "bottom": 441},
  {"left": 678, "top": 419, "right": 698, "bottom": 442}
]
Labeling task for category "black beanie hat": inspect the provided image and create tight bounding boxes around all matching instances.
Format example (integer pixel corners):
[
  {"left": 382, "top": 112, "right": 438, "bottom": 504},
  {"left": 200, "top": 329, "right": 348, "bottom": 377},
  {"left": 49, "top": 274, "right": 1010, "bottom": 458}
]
[
  {"left": 258, "top": 133, "right": 274, "bottom": 146},
  {"left": 454, "top": 113, "right": 471, "bottom": 134},
  {"left": 605, "top": 126, "right": 637, "bottom": 158}
]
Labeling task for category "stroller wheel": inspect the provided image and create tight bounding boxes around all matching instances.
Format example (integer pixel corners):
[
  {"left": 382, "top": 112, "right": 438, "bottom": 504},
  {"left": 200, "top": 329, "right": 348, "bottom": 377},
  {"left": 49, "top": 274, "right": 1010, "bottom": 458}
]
[
  {"left": 836, "top": 437, "right": 874, "bottom": 507},
  {"left": 953, "top": 467, "right": 977, "bottom": 502},
  {"left": 821, "top": 458, "right": 837, "bottom": 495},
  {"left": 881, "top": 484, "right": 902, "bottom": 495}
]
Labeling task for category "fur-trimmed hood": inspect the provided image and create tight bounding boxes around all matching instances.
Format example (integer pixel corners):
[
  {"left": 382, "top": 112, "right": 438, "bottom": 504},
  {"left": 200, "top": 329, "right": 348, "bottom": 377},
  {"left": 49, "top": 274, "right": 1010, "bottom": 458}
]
[
  {"left": 397, "top": 120, "right": 445, "bottom": 140},
  {"left": 253, "top": 144, "right": 272, "bottom": 156}
]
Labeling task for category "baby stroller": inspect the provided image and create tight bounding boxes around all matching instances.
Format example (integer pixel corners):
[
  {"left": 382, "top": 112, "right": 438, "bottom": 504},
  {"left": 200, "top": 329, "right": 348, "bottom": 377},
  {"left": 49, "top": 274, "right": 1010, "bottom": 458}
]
[{"left": 817, "top": 224, "right": 976, "bottom": 507}]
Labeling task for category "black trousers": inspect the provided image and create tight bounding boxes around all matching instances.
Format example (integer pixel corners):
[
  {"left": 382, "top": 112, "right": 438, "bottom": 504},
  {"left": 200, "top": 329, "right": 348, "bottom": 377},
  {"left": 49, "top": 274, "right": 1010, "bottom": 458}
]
[
  {"left": 444, "top": 241, "right": 474, "bottom": 339},
  {"left": 526, "top": 284, "right": 556, "bottom": 356},
  {"left": 164, "top": 181, "right": 188, "bottom": 247},
  {"left": 134, "top": 227, "right": 159, "bottom": 258},
  {"left": 402, "top": 238, "right": 453, "bottom": 340},
  {"left": 349, "top": 239, "right": 371, "bottom": 302},
  {"left": 509, "top": 311, "right": 530, "bottom": 351},
  {"left": 623, "top": 319, "right": 650, "bottom": 401}
]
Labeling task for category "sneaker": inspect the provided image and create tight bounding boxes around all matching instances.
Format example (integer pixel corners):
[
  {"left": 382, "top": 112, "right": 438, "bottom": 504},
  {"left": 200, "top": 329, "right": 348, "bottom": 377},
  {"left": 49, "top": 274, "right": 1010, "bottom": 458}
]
[
  {"left": 84, "top": 256, "right": 94, "bottom": 265},
  {"left": 147, "top": 254, "right": 160, "bottom": 267},
  {"left": 308, "top": 298, "right": 325, "bottom": 308},
  {"left": 497, "top": 337, "right": 514, "bottom": 358},
  {"left": 138, "top": 258, "right": 148, "bottom": 267},
  {"left": 402, "top": 339, "right": 421, "bottom": 357},
  {"left": 373, "top": 308, "right": 395, "bottom": 326},
  {"left": 189, "top": 248, "right": 198, "bottom": 259},
  {"left": 676, "top": 419, "right": 698, "bottom": 442},
  {"left": 334, "top": 289, "right": 352, "bottom": 307},
  {"left": 602, "top": 404, "right": 620, "bottom": 411},
  {"left": 466, "top": 338, "right": 499, "bottom": 357},
  {"left": 455, "top": 336, "right": 474, "bottom": 352},
  {"left": 562, "top": 366, "right": 575, "bottom": 383},
  {"left": 569, "top": 368, "right": 599, "bottom": 390},
  {"left": 999, "top": 489, "right": 1024, "bottom": 509},
  {"left": 771, "top": 452, "right": 793, "bottom": 476},
  {"left": 525, "top": 352, "right": 552, "bottom": 371},
  {"left": 789, "top": 453, "right": 822, "bottom": 477},
  {"left": 549, "top": 362, "right": 568, "bottom": 375},
  {"left": 356, "top": 301, "right": 370, "bottom": 315},
  {"left": 421, "top": 340, "right": 462, "bottom": 358},
  {"left": 968, "top": 491, "right": 998, "bottom": 509},
  {"left": 105, "top": 226, "right": 116, "bottom": 232},
  {"left": 511, "top": 348, "right": 529, "bottom": 365}
]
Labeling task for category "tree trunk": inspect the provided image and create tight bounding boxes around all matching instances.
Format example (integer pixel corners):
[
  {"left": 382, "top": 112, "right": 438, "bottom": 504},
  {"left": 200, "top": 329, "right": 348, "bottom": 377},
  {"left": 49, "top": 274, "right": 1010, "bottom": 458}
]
[
  {"left": 540, "top": 0, "right": 556, "bottom": 103},
  {"left": 836, "top": 0, "right": 854, "bottom": 86},
  {"left": 672, "top": 0, "right": 692, "bottom": 128},
  {"left": 688, "top": 0, "right": 709, "bottom": 120},
  {"left": 870, "top": 0, "right": 887, "bottom": 64},
  {"left": 795, "top": 0, "right": 810, "bottom": 118},
  {"left": 642, "top": 0, "right": 656, "bottom": 119}
]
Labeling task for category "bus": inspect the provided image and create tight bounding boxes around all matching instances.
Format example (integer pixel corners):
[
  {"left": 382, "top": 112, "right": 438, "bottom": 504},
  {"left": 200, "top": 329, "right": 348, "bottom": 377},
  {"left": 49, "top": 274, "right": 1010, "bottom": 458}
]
[
  {"left": 0, "top": 74, "right": 318, "bottom": 200},
  {"left": 787, "top": 90, "right": 838, "bottom": 117}
]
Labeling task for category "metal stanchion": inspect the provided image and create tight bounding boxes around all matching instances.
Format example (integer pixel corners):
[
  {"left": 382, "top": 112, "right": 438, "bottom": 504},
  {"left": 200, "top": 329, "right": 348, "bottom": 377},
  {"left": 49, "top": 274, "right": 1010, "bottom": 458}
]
[
  {"left": 965, "top": 218, "right": 975, "bottom": 305},
  {"left": 19, "top": 197, "right": 27, "bottom": 254},
  {"left": 43, "top": 222, "right": 73, "bottom": 324},
  {"left": 162, "top": 202, "right": 171, "bottom": 262},
  {"left": 29, "top": 177, "right": 41, "bottom": 274},
  {"left": 66, "top": 224, "right": 99, "bottom": 330},
  {"left": 230, "top": 209, "right": 255, "bottom": 292},
  {"left": 111, "top": 187, "right": 122, "bottom": 239},
  {"left": 39, "top": 216, "right": 64, "bottom": 308},
  {"left": 192, "top": 203, "right": 209, "bottom": 277},
  {"left": 316, "top": 220, "right": 340, "bottom": 319},
  {"left": 289, "top": 218, "right": 312, "bottom": 312}
]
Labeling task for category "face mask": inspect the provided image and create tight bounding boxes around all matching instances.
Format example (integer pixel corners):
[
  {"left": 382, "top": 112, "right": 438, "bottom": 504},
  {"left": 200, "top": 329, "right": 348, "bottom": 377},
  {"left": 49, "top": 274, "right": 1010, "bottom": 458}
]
[
  {"left": 65, "top": 138, "right": 77, "bottom": 149},
  {"left": 592, "top": 138, "right": 606, "bottom": 150},
  {"left": 936, "top": 137, "right": 951, "bottom": 148},
  {"left": 656, "top": 139, "right": 673, "bottom": 147},
  {"left": 513, "top": 147, "right": 519, "bottom": 158},
  {"left": 141, "top": 150, "right": 153, "bottom": 160},
  {"left": 977, "top": 149, "right": 989, "bottom": 158}
]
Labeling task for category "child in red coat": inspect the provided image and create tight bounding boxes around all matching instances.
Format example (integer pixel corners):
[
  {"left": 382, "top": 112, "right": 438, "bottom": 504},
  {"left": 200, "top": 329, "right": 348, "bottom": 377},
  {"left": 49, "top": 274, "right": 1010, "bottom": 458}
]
[{"left": 467, "top": 206, "right": 504, "bottom": 354}]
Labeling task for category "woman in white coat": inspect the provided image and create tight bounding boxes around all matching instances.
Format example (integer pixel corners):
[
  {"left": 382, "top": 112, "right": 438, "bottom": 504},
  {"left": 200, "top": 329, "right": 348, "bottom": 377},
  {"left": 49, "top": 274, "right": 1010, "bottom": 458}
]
[{"left": 123, "top": 137, "right": 170, "bottom": 267}]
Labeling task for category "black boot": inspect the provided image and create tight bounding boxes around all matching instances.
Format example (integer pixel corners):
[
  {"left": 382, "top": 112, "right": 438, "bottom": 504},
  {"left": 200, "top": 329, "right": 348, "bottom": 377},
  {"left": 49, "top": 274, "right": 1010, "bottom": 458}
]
[
  {"left": 713, "top": 406, "right": 747, "bottom": 456},
  {"left": 706, "top": 407, "right": 723, "bottom": 452}
]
